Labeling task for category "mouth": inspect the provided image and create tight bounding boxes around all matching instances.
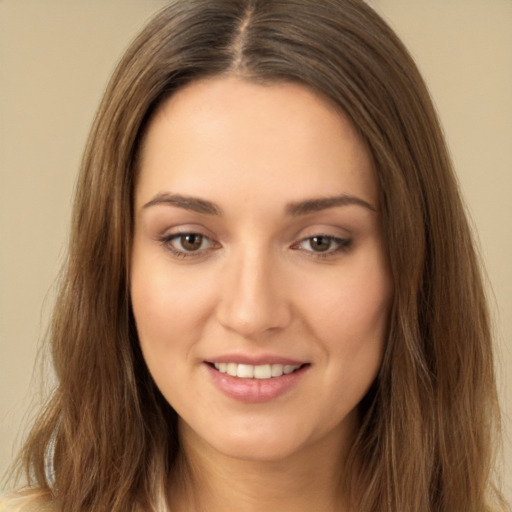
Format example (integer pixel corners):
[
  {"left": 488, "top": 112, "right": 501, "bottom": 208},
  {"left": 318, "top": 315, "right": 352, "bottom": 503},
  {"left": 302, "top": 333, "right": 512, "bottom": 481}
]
[
  {"left": 204, "top": 360, "right": 310, "bottom": 402},
  {"left": 207, "top": 362, "right": 307, "bottom": 379}
]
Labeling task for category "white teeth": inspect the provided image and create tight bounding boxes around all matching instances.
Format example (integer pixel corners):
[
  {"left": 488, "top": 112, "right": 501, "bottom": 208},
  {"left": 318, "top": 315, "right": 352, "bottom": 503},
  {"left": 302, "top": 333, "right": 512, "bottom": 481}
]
[
  {"left": 237, "top": 364, "right": 254, "bottom": 378},
  {"left": 271, "top": 364, "right": 283, "bottom": 377},
  {"left": 227, "top": 362, "right": 238, "bottom": 377},
  {"left": 254, "top": 364, "right": 271, "bottom": 379},
  {"left": 213, "top": 362, "right": 301, "bottom": 379}
]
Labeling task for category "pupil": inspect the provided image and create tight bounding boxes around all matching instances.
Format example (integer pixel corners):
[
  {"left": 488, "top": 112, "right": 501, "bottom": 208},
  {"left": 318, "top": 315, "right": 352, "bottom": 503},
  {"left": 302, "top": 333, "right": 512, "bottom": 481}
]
[
  {"left": 311, "top": 236, "right": 330, "bottom": 252},
  {"left": 182, "top": 234, "right": 202, "bottom": 251}
]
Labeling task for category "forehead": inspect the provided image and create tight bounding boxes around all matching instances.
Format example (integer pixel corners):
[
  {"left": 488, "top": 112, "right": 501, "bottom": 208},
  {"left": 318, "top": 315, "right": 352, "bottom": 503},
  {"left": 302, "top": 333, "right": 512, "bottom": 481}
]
[{"left": 136, "top": 76, "right": 377, "bottom": 211}]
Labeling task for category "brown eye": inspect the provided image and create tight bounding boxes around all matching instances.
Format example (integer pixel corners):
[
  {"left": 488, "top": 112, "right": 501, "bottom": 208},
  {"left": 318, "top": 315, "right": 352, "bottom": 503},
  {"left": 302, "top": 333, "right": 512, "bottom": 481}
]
[
  {"left": 162, "top": 232, "right": 219, "bottom": 258},
  {"left": 309, "top": 236, "right": 332, "bottom": 252},
  {"left": 180, "top": 234, "right": 204, "bottom": 251},
  {"left": 292, "top": 235, "right": 351, "bottom": 258}
]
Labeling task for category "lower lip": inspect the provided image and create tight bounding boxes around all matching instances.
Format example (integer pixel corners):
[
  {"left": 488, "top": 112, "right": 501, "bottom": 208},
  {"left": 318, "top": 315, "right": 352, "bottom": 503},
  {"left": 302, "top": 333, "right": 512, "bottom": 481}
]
[{"left": 205, "top": 363, "right": 309, "bottom": 403}]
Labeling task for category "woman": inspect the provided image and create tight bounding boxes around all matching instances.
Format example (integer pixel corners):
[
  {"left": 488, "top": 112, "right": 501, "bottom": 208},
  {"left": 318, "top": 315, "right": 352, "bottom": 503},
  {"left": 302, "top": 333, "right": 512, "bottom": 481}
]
[{"left": 2, "top": 0, "right": 508, "bottom": 510}]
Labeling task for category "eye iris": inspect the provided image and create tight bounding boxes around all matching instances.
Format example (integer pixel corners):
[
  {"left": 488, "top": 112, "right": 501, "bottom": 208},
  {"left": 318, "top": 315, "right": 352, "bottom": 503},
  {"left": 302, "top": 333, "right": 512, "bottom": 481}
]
[
  {"left": 181, "top": 234, "right": 203, "bottom": 251},
  {"left": 310, "top": 236, "right": 331, "bottom": 252}
]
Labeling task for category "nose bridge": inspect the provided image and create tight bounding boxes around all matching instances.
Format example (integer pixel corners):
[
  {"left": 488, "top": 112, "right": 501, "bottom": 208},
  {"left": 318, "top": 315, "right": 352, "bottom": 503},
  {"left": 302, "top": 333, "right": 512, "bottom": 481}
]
[{"left": 216, "top": 242, "right": 291, "bottom": 337}]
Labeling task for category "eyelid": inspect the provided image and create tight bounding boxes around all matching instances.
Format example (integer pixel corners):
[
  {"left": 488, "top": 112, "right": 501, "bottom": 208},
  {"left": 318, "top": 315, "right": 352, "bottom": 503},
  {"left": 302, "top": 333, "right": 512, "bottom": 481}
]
[
  {"left": 157, "top": 225, "right": 352, "bottom": 260},
  {"left": 291, "top": 234, "right": 353, "bottom": 259},
  {"left": 159, "top": 229, "right": 221, "bottom": 259}
]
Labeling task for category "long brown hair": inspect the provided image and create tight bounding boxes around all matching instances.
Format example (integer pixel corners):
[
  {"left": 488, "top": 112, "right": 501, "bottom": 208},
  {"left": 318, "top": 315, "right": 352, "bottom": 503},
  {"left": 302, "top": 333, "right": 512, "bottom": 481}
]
[{"left": 10, "top": 1, "right": 505, "bottom": 510}]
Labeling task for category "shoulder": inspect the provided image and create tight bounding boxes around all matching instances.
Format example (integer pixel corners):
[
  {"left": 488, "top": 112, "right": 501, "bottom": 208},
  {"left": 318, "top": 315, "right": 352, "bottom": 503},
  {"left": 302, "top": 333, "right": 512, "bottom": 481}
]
[{"left": 0, "top": 492, "right": 57, "bottom": 512}]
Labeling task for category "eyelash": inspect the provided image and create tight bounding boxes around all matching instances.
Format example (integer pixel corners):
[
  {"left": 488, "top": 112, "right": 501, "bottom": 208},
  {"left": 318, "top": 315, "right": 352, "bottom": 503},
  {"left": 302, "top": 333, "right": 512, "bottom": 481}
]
[
  {"left": 160, "top": 232, "right": 219, "bottom": 259},
  {"left": 159, "top": 232, "right": 352, "bottom": 260},
  {"left": 291, "top": 235, "right": 352, "bottom": 259}
]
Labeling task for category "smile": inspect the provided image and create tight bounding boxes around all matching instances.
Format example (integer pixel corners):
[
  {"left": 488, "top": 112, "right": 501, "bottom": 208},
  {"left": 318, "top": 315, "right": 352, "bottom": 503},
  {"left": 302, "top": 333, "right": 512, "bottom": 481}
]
[
  {"left": 205, "top": 361, "right": 310, "bottom": 403},
  {"left": 212, "top": 362, "right": 302, "bottom": 379}
]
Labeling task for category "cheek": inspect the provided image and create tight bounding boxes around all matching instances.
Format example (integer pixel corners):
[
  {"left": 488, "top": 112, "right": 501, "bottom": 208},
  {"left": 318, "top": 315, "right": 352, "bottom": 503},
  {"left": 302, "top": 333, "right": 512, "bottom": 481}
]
[
  {"left": 130, "top": 266, "right": 201, "bottom": 406},
  {"left": 131, "top": 274, "right": 178, "bottom": 342},
  {"left": 130, "top": 252, "right": 223, "bottom": 399},
  {"left": 130, "top": 249, "right": 191, "bottom": 364},
  {"left": 131, "top": 250, "right": 209, "bottom": 337},
  {"left": 310, "top": 262, "right": 391, "bottom": 340},
  {"left": 303, "top": 253, "right": 392, "bottom": 381}
]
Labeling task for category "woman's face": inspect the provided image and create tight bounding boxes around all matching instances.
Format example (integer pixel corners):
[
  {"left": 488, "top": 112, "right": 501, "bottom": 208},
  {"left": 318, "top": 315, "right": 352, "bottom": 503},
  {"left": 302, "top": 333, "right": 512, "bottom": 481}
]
[{"left": 131, "top": 77, "right": 392, "bottom": 463}]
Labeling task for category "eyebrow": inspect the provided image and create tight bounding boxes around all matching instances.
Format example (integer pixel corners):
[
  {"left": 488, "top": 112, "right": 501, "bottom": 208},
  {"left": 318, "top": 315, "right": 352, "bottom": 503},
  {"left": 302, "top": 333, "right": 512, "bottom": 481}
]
[
  {"left": 142, "top": 192, "right": 376, "bottom": 216},
  {"left": 286, "top": 194, "right": 377, "bottom": 215},
  {"left": 143, "top": 193, "right": 223, "bottom": 215}
]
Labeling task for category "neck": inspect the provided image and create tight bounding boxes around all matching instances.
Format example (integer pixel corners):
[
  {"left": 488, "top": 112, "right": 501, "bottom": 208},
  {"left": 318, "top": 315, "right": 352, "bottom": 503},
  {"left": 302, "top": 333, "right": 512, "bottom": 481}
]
[{"left": 169, "top": 418, "right": 357, "bottom": 512}]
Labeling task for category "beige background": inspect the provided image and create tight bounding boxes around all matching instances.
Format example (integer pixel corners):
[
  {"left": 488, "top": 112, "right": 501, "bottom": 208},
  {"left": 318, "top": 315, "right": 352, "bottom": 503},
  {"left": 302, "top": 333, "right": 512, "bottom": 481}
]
[{"left": 1, "top": 0, "right": 510, "bottom": 501}]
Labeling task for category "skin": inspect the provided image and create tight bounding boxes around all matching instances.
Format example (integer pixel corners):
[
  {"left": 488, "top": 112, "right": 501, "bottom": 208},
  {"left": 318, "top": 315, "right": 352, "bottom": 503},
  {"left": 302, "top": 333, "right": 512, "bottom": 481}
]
[{"left": 131, "top": 76, "right": 393, "bottom": 511}]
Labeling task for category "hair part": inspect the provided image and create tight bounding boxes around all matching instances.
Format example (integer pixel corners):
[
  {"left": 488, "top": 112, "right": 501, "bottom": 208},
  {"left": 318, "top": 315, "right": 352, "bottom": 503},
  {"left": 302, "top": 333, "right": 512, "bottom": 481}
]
[{"left": 10, "top": 1, "right": 506, "bottom": 511}]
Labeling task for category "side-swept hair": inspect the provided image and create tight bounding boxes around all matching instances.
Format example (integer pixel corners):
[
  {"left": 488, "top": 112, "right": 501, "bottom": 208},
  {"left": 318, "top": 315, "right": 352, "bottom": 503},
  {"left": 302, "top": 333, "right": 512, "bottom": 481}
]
[{"left": 11, "top": 1, "right": 505, "bottom": 511}]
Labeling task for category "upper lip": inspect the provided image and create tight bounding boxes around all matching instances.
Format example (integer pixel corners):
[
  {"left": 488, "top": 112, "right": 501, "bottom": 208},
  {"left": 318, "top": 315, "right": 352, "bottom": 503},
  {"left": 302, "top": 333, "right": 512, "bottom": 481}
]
[{"left": 205, "top": 354, "right": 307, "bottom": 366}]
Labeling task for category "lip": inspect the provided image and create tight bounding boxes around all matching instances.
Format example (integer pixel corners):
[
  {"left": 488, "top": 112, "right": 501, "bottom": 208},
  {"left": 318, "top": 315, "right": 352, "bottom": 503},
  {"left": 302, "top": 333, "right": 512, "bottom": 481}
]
[
  {"left": 204, "top": 361, "right": 310, "bottom": 403},
  {"left": 206, "top": 354, "right": 305, "bottom": 366}
]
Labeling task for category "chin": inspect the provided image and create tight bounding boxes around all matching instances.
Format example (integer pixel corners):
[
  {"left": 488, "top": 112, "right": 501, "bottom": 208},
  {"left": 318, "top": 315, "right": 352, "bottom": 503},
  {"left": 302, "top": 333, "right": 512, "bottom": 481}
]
[
  {"left": 210, "top": 432, "right": 309, "bottom": 462},
  {"left": 182, "top": 413, "right": 338, "bottom": 464}
]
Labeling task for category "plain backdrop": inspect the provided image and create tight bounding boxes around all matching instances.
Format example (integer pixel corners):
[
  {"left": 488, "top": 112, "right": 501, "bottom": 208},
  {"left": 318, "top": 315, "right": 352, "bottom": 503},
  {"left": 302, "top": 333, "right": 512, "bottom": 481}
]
[{"left": 1, "top": 0, "right": 511, "bottom": 501}]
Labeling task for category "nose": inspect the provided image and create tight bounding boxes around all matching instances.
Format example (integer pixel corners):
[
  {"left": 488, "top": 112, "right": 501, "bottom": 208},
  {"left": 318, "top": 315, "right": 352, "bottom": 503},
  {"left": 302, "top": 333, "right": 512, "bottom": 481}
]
[{"left": 215, "top": 246, "right": 292, "bottom": 338}]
